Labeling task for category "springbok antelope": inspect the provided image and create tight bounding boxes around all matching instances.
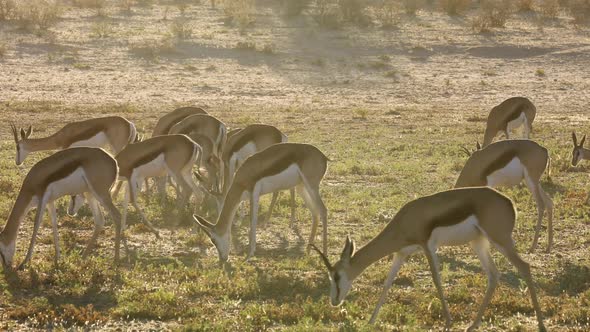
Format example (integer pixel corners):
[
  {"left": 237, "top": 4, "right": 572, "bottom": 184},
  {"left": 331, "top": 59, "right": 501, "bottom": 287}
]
[
  {"left": 312, "top": 187, "right": 546, "bottom": 332},
  {"left": 151, "top": 106, "right": 207, "bottom": 137},
  {"left": 115, "top": 135, "right": 204, "bottom": 235},
  {"left": 571, "top": 132, "right": 590, "bottom": 202},
  {"left": 11, "top": 116, "right": 137, "bottom": 166},
  {"left": 193, "top": 143, "right": 329, "bottom": 262},
  {"left": 218, "top": 124, "right": 293, "bottom": 226},
  {"left": 482, "top": 97, "right": 536, "bottom": 147},
  {"left": 168, "top": 114, "right": 227, "bottom": 157},
  {"left": 455, "top": 139, "right": 553, "bottom": 253},
  {"left": 0, "top": 147, "right": 125, "bottom": 270}
]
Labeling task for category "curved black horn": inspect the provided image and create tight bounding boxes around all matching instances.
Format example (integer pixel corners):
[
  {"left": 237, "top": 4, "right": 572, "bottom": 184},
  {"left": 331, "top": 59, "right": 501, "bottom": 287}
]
[
  {"left": 310, "top": 244, "right": 332, "bottom": 271},
  {"left": 460, "top": 146, "right": 471, "bottom": 157},
  {"left": 10, "top": 123, "right": 18, "bottom": 143}
]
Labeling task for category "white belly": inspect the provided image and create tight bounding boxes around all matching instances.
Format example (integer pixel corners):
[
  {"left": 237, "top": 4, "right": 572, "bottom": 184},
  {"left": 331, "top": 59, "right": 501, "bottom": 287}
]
[
  {"left": 429, "top": 215, "right": 480, "bottom": 248},
  {"left": 230, "top": 142, "right": 258, "bottom": 165},
  {"left": 257, "top": 163, "right": 301, "bottom": 196},
  {"left": 506, "top": 112, "right": 526, "bottom": 133},
  {"left": 68, "top": 132, "right": 110, "bottom": 149},
  {"left": 133, "top": 154, "right": 167, "bottom": 179},
  {"left": 486, "top": 157, "right": 524, "bottom": 188},
  {"left": 46, "top": 167, "right": 88, "bottom": 201}
]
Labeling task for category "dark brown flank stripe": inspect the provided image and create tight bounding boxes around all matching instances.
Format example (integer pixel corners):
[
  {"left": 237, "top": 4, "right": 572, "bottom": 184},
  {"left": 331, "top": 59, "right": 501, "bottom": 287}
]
[
  {"left": 480, "top": 148, "right": 518, "bottom": 183},
  {"left": 230, "top": 128, "right": 282, "bottom": 158},
  {"left": 423, "top": 202, "right": 476, "bottom": 242},
  {"left": 118, "top": 145, "right": 165, "bottom": 178},
  {"left": 62, "top": 125, "right": 108, "bottom": 148},
  {"left": 502, "top": 103, "right": 527, "bottom": 131},
  {"left": 43, "top": 161, "right": 84, "bottom": 189},
  {"left": 240, "top": 147, "right": 302, "bottom": 189}
]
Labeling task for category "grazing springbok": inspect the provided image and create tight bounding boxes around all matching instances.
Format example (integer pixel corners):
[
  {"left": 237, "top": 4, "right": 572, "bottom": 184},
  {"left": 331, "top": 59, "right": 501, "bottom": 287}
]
[
  {"left": 571, "top": 132, "right": 590, "bottom": 203},
  {"left": 11, "top": 116, "right": 137, "bottom": 166},
  {"left": 168, "top": 114, "right": 227, "bottom": 158},
  {"left": 151, "top": 106, "right": 208, "bottom": 137},
  {"left": 312, "top": 187, "right": 546, "bottom": 332},
  {"left": 482, "top": 97, "right": 536, "bottom": 147},
  {"left": 215, "top": 124, "right": 294, "bottom": 226},
  {"left": 193, "top": 143, "right": 329, "bottom": 262},
  {"left": 456, "top": 139, "right": 553, "bottom": 253},
  {"left": 115, "top": 135, "right": 204, "bottom": 235},
  {"left": 0, "top": 147, "right": 125, "bottom": 270}
]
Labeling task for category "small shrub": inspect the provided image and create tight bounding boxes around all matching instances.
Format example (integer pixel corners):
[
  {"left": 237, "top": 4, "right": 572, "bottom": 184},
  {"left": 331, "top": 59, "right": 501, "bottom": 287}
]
[
  {"left": 91, "top": 21, "right": 113, "bottom": 38},
  {"left": 0, "top": 42, "right": 7, "bottom": 58},
  {"left": 128, "top": 37, "right": 176, "bottom": 59},
  {"left": 538, "top": 0, "right": 560, "bottom": 18},
  {"left": 439, "top": 0, "right": 471, "bottom": 16},
  {"left": 339, "top": 0, "right": 369, "bottom": 24},
  {"left": 0, "top": 0, "right": 17, "bottom": 21},
  {"left": 282, "top": 0, "right": 312, "bottom": 17},
  {"left": 516, "top": 0, "right": 534, "bottom": 11},
  {"left": 536, "top": 68, "right": 546, "bottom": 77},
  {"left": 235, "top": 40, "right": 256, "bottom": 50},
  {"left": 170, "top": 19, "right": 192, "bottom": 39},
  {"left": 14, "top": 0, "right": 62, "bottom": 31},
  {"left": 472, "top": 0, "right": 512, "bottom": 32},
  {"left": 223, "top": 0, "right": 256, "bottom": 29},
  {"left": 567, "top": 0, "right": 590, "bottom": 25},
  {"left": 402, "top": 0, "right": 425, "bottom": 15},
  {"left": 261, "top": 42, "right": 275, "bottom": 54},
  {"left": 374, "top": 0, "right": 400, "bottom": 28},
  {"left": 312, "top": 0, "right": 343, "bottom": 28}
]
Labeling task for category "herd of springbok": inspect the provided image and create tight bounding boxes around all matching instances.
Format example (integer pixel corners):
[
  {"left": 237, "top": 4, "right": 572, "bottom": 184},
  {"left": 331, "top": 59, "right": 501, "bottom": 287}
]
[{"left": 0, "top": 97, "right": 585, "bottom": 330}]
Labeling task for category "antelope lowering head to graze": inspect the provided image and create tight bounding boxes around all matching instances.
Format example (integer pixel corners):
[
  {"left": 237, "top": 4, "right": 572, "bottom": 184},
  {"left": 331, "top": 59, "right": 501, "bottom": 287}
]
[
  {"left": 312, "top": 187, "right": 546, "bottom": 332},
  {"left": 216, "top": 124, "right": 291, "bottom": 226},
  {"left": 168, "top": 114, "right": 227, "bottom": 158},
  {"left": 455, "top": 139, "right": 553, "bottom": 253},
  {"left": 10, "top": 116, "right": 137, "bottom": 166},
  {"left": 0, "top": 147, "right": 125, "bottom": 271},
  {"left": 193, "top": 143, "right": 329, "bottom": 262},
  {"left": 151, "top": 106, "right": 208, "bottom": 137},
  {"left": 114, "top": 134, "right": 204, "bottom": 235},
  {"left": 482, "top": 97, "right": 536, "bottom": 147}
]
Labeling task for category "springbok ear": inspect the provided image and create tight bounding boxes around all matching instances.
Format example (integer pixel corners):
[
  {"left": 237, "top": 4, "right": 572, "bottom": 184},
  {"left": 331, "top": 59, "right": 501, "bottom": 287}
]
[
  {"left": 340, "top": 236, "right": 355, "bottom": 262},
  {"left": 476, "top": 141, "right": 481, "bottom": 150},
  {"left": 581, "top": 135, "right": 586, "bottom": 147},
  {"left": 192, "top": 215, "right": 214, "bottom": 236},
  {"left": 572, "top": 132, "right": 578, "bottom": 146},
  {"left": 20, "top": 128, "right": 26, "bottom": 140},
  {"left": 25, "top": 126, "right": 32, "bottom": 138}
]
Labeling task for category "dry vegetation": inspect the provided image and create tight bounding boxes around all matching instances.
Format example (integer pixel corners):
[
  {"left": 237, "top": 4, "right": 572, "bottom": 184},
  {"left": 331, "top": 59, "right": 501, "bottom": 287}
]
[{"left": 1, "top": 0, "right": 590, "bottom": 330}]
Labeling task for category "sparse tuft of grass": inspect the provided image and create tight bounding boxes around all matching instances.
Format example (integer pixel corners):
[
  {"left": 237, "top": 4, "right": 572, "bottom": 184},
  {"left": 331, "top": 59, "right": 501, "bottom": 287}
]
[
  {"left": 91, "top": 21, "right": 113, "bottom": 38},
  {"left": 128, "top": 37, "right": 177, "bottom": 60},
  {"left": 536, "top": 68, "right": 546, "bottom": 77},
  {"left": 539, "top": 0, "right": 560, "bottom": 19},
  {"left": 223, "top": 0, "right": 256, "bottom": 29},
  {"left": 235, "top": 40, "right": 256, "bottom": 50},
  {"left": 170, "top": 19, "right": 193, "bottom": 39}
]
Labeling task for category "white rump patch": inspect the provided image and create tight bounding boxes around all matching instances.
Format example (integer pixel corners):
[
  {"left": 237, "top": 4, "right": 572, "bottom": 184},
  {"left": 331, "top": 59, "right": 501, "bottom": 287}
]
[
  {"left": 256, "top": 163, "right": 301, "bottom": 196},
  {"left": 68, "top": 132, "right": 110, "bottom": 149},
  {"left": 506, "top": 112, "right": 526, "bottom": 134},
  {"left": 429, "top": 215, "right": 480, "bottom": 248},
  {"left": 45, "top": 167, "right": 88, "bottom": 201},
  {"left": 486, "top": 157, "right": 524, "bottom": 188}
]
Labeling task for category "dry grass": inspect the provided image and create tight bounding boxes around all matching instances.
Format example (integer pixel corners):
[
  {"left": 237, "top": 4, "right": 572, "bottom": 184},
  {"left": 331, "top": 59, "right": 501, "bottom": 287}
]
[
  {"left": 222, "top": 0, "right": 256, "bottom": 28},
  {"left": 169, "top": 19, "right": 193, "bottom": 39},
  {"left": 401, "top": 0, "right": 426, "bottom": 15},
  {"left": 517, "top": 0, "right": 535, "bottom": 11},
  {"left": 0, "top": 0, "right": 16, "bottom": 20},
  {"left": 539, "top": 0, "right": 560, "bottom": 18},
  {"left": 472, "top": 0, "right": 512, "bottom": 32},
  {"left": 12, "top": 0, "right": 62, "bottom": 32},
  {"left": 439, "top": 0, "right": 471, "bottom": 16},
  {"left": 566, "top": 0, "right": 590, "bottom": 25}
]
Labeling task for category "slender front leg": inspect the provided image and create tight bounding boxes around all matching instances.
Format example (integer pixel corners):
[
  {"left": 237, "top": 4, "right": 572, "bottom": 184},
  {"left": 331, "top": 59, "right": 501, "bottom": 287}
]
[
  {"left": 130, "top": 176, "right": 160, "bottom": 238},
  {"left": 369, "top": 253, "right": 407, "bottom": 324},
  {"left": 424, "top": 246, "right": 452, "bottom": 330},
  {"left": 47, "top": 202, "right": 60, "bottom": 266},
  {"left": 19, "top": 199, "right": 47, "bottom": 269},
  {"left": 246, "top": 189, "right": 260, "bottom": 260}
]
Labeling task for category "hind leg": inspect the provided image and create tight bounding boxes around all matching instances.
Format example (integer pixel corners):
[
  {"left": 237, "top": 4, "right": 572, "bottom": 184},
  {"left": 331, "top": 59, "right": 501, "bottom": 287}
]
[
  {"left": 467, "top": 236, "right": 499, "bottom": 331},
  {"left": 494, "top": 238, "right": 546, "bottom": 332},
  {"left": 47, "top": 202, "right": 60, "bottom": 266},
  {"left": 524, "top": 173, "right": 545, "bottom": 253},
  {"left": 82, "top": 194, "right": 105, "bottom": 257},
  {"left": 129, "top": 175, "right": 160, "bottom": 238}
]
